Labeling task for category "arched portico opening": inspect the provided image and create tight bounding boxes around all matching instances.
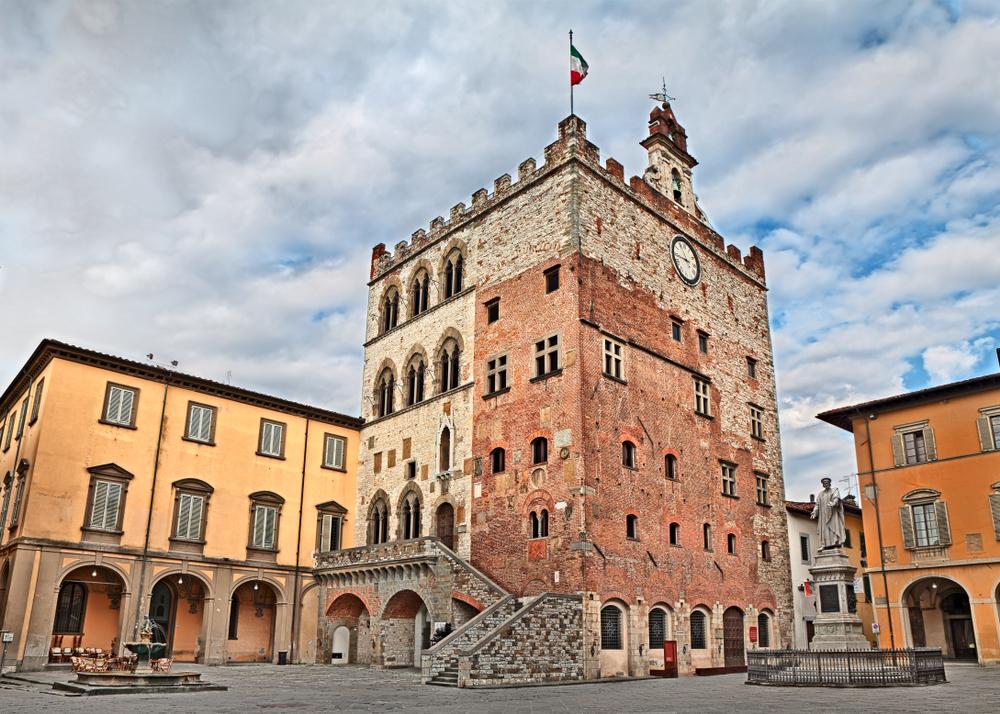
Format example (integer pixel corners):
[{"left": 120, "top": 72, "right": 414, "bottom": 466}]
[
  {"left": 50, "top": 565, "right": 126, "bottom": 658},
  {"left": 326, "top": 593, "right": 372, "bottom": 665},
  {"left": 227, "top": 580, "right": 278, "bottom": 662},
  {"left": 381, "top": 589, "right": 430, "bottom": 667},
  {"left": 903, "top": 576, "right": 977, "bottom": 659},
  {"left": 148, "top": 573, "right": 208, "bottom": 662}
]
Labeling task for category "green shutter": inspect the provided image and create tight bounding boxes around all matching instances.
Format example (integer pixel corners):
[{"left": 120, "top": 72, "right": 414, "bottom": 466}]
[
  {"left": 899, "top": 506, "right": 915, "bottom": 549},
  {"left": 935, "top": 501, "right": 951, "bottom": 546},
  {"left": 891, "top": 434, "right": 905, "bottom": 467},
  {"left": 978, "top": 417, "right": 995, "bottom": 451}
]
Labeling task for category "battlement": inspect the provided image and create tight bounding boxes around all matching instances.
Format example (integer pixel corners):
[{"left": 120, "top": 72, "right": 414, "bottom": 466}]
[{"left": 369, "top": 112, "right": 765, "bottom": 283}]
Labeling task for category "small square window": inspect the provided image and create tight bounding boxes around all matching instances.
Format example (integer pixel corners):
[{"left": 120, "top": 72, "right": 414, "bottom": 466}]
[
  {"left": 324, "top": 434, "right": 347, "bottom": 470},
  {"left": 544, "top": 265, "right": 560, "bottom": 293},
  {"left": 671, "top": 319, "right": 682, "bottom": 342},
  {"left": 405, "top": 461, "right": 417, "bottom": 480},
  {"left": 486, "top": 354, "right": 508, "bottom": 395},
  {"left": 603, "top": 338, "right": 624, "bottom": 380},
  {"left": 747, "top": 357, "right": 758, "bottom": 379},
  {"left": 721, "top": 462, "right": 737, "bottom": 497},
  {"left": 694, "top": 378, "right": 711, "bottom": 417},
  {"left": 258, "top": 419, "right": 285, "bottom": 458},
  {"left": 486, "top": 298, "right": 500, "bottom": 324},
  {"left": 697, "top": 331, "right": 709, "bottom": 354},
  {"left": 534, "top": 334, "right": 560, "bottom": 378},
  {"left": 750, "top": 405, "right": 765, "bottom": 440},
  {"left": 755, "top": 472, "right": 769, "bottom": 506}
]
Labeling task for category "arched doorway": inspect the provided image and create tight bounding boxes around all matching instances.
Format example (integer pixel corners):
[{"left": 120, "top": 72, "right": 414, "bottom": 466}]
[
  {"left": 51, "top": 565, "right": 126, "bottom": 656},
  {"left": 646, "top": 604, "right": 672, "bottom": 670},
  {"left": 723, "top": 606, "right": 745, "bottom": 667},
  {"left": 436, "top": 503, "right": 455, "bottom": 550},
  {"left": 227, "top": 580, "right": 278, "bottom": 663},
  {"left": 381, "top": 589, "right": 430, "bottom": 667},
  {"left": 148, "top": 575, "right": 207, "bottom": 662},
  {"left": 903, "top": 576, "right": 977, "bottom": 659},
  {"left": 326, "top": 593, "right": 372, "bottom": 664},
  {"left": 599, "top": 600, "right": 629, "bottom": 677}
]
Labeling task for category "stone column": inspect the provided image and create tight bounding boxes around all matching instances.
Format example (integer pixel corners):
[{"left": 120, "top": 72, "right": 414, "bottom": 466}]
[{"left": 808, "top": 548, "right": 868, "bottom": 650}]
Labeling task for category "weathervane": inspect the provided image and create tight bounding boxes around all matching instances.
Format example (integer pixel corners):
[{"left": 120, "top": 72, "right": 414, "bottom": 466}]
[{"left": 649, "top": 77, "right": 675, "bottom": 104}]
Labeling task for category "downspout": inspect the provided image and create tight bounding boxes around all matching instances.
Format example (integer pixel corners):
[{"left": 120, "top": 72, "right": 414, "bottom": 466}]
[
  {"left": 290, "top": 417, "right": 310, "bottom": 663},
  {"left": 132, "top": 379, "right": 169, "bottom": 642},
  {"left": 860, "top": 410, "right": 895, "bottom": 649}
]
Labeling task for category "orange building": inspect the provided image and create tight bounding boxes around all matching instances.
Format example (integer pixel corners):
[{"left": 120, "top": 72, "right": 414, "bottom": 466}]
[
  {"left": 818, "top": 371, "right": 1000, "bottom": 663},
  {"left": 0, "top": 340, "right": 360, "bottom": 671}
]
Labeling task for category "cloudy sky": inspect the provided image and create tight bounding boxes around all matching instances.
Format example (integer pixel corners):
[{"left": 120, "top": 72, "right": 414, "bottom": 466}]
[{"left": 2, "top": 1, "right": 999, "bottom": 499}]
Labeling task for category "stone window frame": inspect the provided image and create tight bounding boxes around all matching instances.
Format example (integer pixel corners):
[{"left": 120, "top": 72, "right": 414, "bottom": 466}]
[
  {"left": 746, "top": 357, "right": 758, "bottom": 379},
  {"left": 799, "top": 533, "right": 811, "bottom": 563},
  {"left": 648, "top": 606, "right": 670, "bottom": 649},
  {"left": 99, "top": 382, "right": 139, "bottom": 429},
  {"left": 247, "top": 491, "right": 284, "bottom": 558},
  {"left": 81, "top": 463, "right": 134, "bottom": 543},
  {"left": 600, "top": 603, "right": 624, "bottom": 650},
  {"left": 626, "top": 513, "right": 639, "bottom": 540},
  {"left": 694, "top": 377, "right": 711, "bottom": 417},
  {"left": 437, "top": 338, "right": 462, "bottom": 394},
  {"left": 442, "top": 248, "right": 465, "bottom": 301},
  {"left": 398, "top": 486, "right": 422, "bottom": 541},
  {"left": 899, "top": 488, "right": 951, "bottom": 550},
  {"left": 702, "top": 523, "right": 713, "bottom": 551},
  {"left": 665, "top": 453, "right": 679, "bottom": 480},
  {"left": 670, "top": 317, "right": 683, "bottom": 342},
  {"left": 257, "top": 418, "right": 287, "bottom": 459},
  {"left": 726, "top": 532, "right": 737, "bottom": 555},
  {"left": 183, "top": 401, "right": 218, "bottom": 446},
  {"left": 603, "top": 337, "right": 625, "bottom": 382},
  {"left": 530, "top": 436, "right": 548, "bottom": 465},
  {"left": 376, "top": 366, "right": 396, "bottom": 417},
  {"left": 322, "top": 433, "right": 348, "bottom": 472},
  {"left": 669, "top": 522, "right": 680, "bottom": 546},
  {"left": 29, "top": 377, "right": 44, "bottom": 425},
  {"left": 622, "top": 440, "right": 638, "bottom": 469},
  {"left": 485, "top": 297, "right": 500, "bottom": 324},
  {"left": 760, "top": 539, "right": 771, "bottom": 562},
  {"left": 529, "top": 508, "right": 549, "bottom": 539},
  {"left": 380, "top": 285, "right": 400, "bottom": 334},
  {"left": 720, "top": 461, "right": 737, "bottom": 498},
  {"left": 689, "top": 608, "right": 709, "bottom": 650},
  {"left": 544, "top": 264, "right": 560, "bottom": 294},
  {"left": 532, "top": 332, "right": 562, "bottom": 380},
  {"left": 697, "top": 330, "right": 709, "bottom": 354},
  {"left": 367, "top": 492, "right": 391, "bottom": 545},
  {"left": 169, "top": 478, "right": 213, "bottom": 553},
  {"left": 404, "top": 352, "right": 427, "bottom": 407},
  {"left": 14, "top": 396, "right": 28, "bottom": 440},
  {"left": 409, "top": 268, "right": 431, "bottom": 318},
  {"left": 754, "top": 471, "right": 770, "bottom": 506},
  {"left": 890, "top": 420, "right": 936, "bottom": 466},
  {"left": 749, "top": 403, "right": 765, "bottom": 441},
  {"left": 0, "top": 472, "right": 12, "bottom": 531},
  {"left": 757, "top": 611, "right": 772, "bottom": 648},
  {"left": 484, "top": 352, "right": 509, "bottom": 397},
  {"left": 7, "top": 467, "right": 27, "bottom": 532},
  {"left": 976, "top": 406, "right": 1000, "bottom": 452},
  {"left": 315, "top": 499, "right": 348, "bottom": 554}
]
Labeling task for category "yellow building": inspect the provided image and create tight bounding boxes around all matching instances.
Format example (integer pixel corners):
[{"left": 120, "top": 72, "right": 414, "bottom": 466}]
[
  {"left": 0, "top": 339, "right": 360, "bottom": 671},
  {"left": 819, "top": 371, "right": 1000, "bottom": 663}
]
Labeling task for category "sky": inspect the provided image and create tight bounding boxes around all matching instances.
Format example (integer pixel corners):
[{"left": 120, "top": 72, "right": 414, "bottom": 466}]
[{"left": 1, "top": 0, "right": 999, "bottom": 500}]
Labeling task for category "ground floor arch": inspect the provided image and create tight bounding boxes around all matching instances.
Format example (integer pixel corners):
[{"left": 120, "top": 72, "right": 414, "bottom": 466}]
[
  {"left": 227, "top": 580, "right": 278, "bottom": 663},
  {"left": 147, "top": 573, "right": 208, "bottom": 662},
  {"left": 50, "top": 565, "right": 127, "bottom": 656},
  {"left": 381, "top": 589, "right": 430, "bottom": 667},
  {"left": 598, "top": 599, "right": 630, "bottom": 678},
  {"left": 723, "top": 606, "right": 745, "bottom": 667},
  {"left": 326, "top": 593, "right": 372, "bottom": 664},
  {"left": 903, "top": 576, "right": 977, "bottom": 659}
]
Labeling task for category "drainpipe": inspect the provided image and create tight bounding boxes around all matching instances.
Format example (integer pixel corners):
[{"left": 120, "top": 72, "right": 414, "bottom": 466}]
[
  {"left": 860, "top": 410, "right": 895, "bottom": 649},
  {"left": 132, "top": 378, "right": 169, "bottom": 644},
  {"left": 290, "top": 417, "right": 310, "bottom": 663}
]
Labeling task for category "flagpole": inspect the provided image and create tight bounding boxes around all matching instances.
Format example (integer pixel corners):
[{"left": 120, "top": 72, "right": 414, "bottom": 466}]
[{"left": 569, "top": 29, "right": 574, "bottom": 116}]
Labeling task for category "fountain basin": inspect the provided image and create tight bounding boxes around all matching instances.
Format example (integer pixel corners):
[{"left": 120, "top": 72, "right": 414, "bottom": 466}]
[{"left": 53, "top": 670, "right": 228, "bottom": 696}]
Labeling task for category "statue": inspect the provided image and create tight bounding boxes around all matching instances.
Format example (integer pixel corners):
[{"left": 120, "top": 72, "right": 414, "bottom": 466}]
[{"left": 811, "top": 477, "right": 846, "bottom": 550}]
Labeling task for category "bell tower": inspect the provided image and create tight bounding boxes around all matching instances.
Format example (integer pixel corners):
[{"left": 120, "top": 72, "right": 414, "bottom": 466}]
[{"left": 641, "top": 102, "right": 699, "bottom": 214}]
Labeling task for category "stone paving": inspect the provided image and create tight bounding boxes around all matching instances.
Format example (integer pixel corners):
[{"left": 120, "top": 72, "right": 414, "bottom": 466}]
[{"left": 0, "top": 662, "right": 996, "bottom": 713}]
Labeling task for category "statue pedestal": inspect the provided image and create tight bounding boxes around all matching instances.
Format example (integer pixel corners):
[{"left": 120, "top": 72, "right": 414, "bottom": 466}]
[{"left": 808, "top": 548, "right": 868, "bottom": 650}]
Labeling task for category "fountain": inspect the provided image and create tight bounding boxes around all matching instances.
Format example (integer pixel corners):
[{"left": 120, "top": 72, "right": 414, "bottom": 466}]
[{"left": 124, "top": 617, "right": 169, "bottom": 673}]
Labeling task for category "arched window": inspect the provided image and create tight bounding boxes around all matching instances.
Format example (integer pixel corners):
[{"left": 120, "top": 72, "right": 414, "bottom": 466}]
[
  {"left": 439, "top": 426, "right": 451, "bottom": 473},
  {"left": 626, "top": 514, "right": 638, "bottom": 540},
  {"left": 53, "top": 581, "right": 87, "bottom": 634},
  {"left": 406, "top": 358, "right": 425, "bottom": 406},
  {"left": 540, "top": 509, "right": 549, "bottom": 537},
  {"left": 380, "top": 287, "right": 399, "bottom": 333},
  {"left": 369, "top": 497, "right": 390, "bottom": 545},
  {"left": 600, "top": 605, "right": 623, "bottom": 650},
  {"left": 669, "top": 522, "right": 680, "bottom": 546},
  {"left": 439, "top": 339, "right": 460, "bottom": 393},
  {"left": 761, "top": 540, "right": 771, "bottom": 562},
  {"left": 491, "top": 447, "right": 506, "bottom": 473},
  {"left": 690, "top": 610, "right": 707, "bottom": 649},
  {"left": 648, "top": 608, "right": 667, "bottom": 649},
  {"left": 665, "top": 454, "right": 678, "bottom": 480},
  {"left": 410, "top": 269, "right": 430, "bottom": 317},
  {"left": 703, "top": 523, "right": 712, "bottom": 551},
  {"left": 757, "top": 612, "right": 771, "bottom": 648},
  {"left": 727, "top": 533, "right": 737, "bottom": 554},
  {"left": 671, "top": 168, "right": 683, "bottom": 203},
  {"left": 401, "top": 490, "right": 421, "bottom": 540},
  {"left": 443, "top": 250, "right": 464, "bottom": 299},
  {"left": 622, "top": 441, "right": 637, "bottom": 468},
  {"left": 530, "top": 511, "right": 539, "bottom": 538},
  {"left": 531, "top": 437, "right": 548, "bottom": 465},
  {"left": 376, "top": 369, "right": 395, "bottom": 418}
]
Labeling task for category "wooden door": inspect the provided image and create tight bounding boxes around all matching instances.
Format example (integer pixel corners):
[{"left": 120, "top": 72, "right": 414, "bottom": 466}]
[
  {"left": 436, "top": 503, "right": 455, "bottom": 550},
  {"left": 723, "top": 607, "right": 745, "bottom": 667}
]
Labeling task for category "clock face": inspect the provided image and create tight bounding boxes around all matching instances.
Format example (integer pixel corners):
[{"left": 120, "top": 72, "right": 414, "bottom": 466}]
[{"left": 671, "top": 236, "right": 701, "bottom": 285}]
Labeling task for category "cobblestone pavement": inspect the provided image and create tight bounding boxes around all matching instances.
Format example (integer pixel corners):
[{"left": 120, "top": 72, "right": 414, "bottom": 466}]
[{"left": 1, "top": 663, "right": 996, "bottom": 713}]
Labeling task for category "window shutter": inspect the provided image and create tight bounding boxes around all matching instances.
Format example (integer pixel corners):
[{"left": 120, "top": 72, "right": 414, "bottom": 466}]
[
  {"left": 104, "top": 482, "right": 122, "bottom": 530},
  {"left": 989, "top": 494, "right": 1000, "bottom": 541},
  {"left": 978, "top": 417, "right": 995, "bottom": 451},
  {"left": 253, "top": 505, "right": 266, "bottom": 547},
  {"left": 91, "top": 481, "right": 109, "bottom": 528},
  {"left": 119, "top": 389, "right": 134, "bottom": 423},
  {"left": 260, "top": 423, "right": 271, "bottom": 452},
  {"left": 320, "top": 513, "right": 333, "bottom": 552},
  {"left": 934, "top": 501, "right": 951, "bottom": 546},
  {"left": 200, "top": 411, "right": 212, "bottom": 442},
  {"left": 922, "top": 428, "right": 937, "bottom": 461},
  {"left": 188, "top": 495, "right": 204, "bottom": 540},
  {"left": 107, "top": 388, "right": 123, "bottom": 422},
  {"left": 899, "top": 506, "right": 915, "bottom": 549},
  {"left": 334, "top": 437, "right": 344, "bottom": 468},
  {"left": 265, "top": 507, "right": 276, "bottom": 548},
  {"left": 177, "top": 494, "right": 192, "bottom": 538},
  {"left": 891, "top": 434, "right": 906, "bottom": 467},
  {"left": 188, "top": 407, "right": 202, "bottom": 439}
]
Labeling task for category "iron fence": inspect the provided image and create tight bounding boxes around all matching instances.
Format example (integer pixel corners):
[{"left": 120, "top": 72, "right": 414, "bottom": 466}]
[{"left": 746, "top": 648, "right": 946, "bottom": 687}]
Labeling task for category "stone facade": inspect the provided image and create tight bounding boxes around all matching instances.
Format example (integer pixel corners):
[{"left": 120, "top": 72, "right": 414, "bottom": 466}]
[{"left": 316, "top": 103, "right": 792, "bottom": 682}]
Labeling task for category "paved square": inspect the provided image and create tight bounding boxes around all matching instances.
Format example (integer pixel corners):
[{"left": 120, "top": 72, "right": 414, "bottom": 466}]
[{"left": 1, "top": 663, "right": 996, "bottom": 713}]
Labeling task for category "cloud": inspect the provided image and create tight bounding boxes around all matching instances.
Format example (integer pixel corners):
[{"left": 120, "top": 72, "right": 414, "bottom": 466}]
[{"left": 1, "top": 1, "right": 999, "bottom": 502}]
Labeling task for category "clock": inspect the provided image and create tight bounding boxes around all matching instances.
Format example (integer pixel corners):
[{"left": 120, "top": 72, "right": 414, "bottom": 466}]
[{"left": 671, "top": 236, "right": 701, "bottom": 285}]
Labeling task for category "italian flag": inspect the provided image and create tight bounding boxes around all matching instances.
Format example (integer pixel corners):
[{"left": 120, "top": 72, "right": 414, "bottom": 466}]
[{"left": 570, "top": 44, "right": 589, "bottom": 85}]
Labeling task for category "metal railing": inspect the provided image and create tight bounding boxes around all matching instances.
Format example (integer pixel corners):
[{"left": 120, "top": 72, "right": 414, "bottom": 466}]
[{"left": 746, "top": 648, "right": 946, "bottom": 687}]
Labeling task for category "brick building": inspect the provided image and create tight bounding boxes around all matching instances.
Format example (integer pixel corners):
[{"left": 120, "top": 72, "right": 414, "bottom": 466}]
[{"left": 314, "top": 104, "right": 792, "bottom": 685}]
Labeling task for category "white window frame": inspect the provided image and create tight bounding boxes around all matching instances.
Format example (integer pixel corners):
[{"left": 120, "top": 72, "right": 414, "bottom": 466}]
[
  {"left": 252, "top": 504, "right": 277, "bottom": 550},
  {"left": 911, "top": 503, "right": 940, "bottom": 547},
  {"left": 259, "top": 420, "right": 285, "bottom": 458},
  {"left": 324, "top": 434, "right": 346, "bottom": 470},
  {"left": 185, "top": 403, "right": 215, "bottom": 443},
  {"left": 89, "top": 479, "right": 123, "bottom": 531},
  {"left": 750, "top": 405, "right": 765, "bottom": 440},
  {"left": 694, "top": 378, "right": 711, "bottom": 416},
  {"left": 755, "top": 472, "right": 769, "bottom": 505},
  {"left": 486, "top": 353, "right": 508, "bottom": 395},
  {"left": 534, "top": 333, "right": 560, "bottom": 378},
  {"left": 318, "top": 512, "right": 343, "bottom": 553},
  {"left": 175, "top": 492, "right": 205, "bottom": 541},
  {"left": 103, "top": 384, "right": 137, "bottom": 427},
  {"left": 721, "top": 462, "right": 737, "bottom": 497},
  {"left": 603, "top": 338, "right": 624, "bottom": 380}
]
